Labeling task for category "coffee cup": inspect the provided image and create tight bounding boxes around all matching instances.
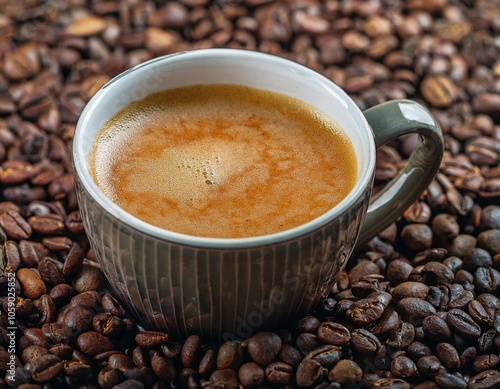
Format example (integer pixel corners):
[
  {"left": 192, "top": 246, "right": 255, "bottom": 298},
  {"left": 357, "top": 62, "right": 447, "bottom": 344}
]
[{"left": 73, "top": 48, "right": 443, "bottom": 340}]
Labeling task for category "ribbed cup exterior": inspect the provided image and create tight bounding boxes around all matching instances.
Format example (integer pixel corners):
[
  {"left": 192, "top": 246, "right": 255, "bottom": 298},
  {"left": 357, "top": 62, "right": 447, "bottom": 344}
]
[{"left": 75, "top": 174, "right": 372, "bottom": 340}]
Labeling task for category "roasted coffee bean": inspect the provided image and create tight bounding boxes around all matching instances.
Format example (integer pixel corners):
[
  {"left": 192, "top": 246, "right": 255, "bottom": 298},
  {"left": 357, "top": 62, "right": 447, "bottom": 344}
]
[
  {"left": 21, "top": 344, "right": 49, "bottom": 363},
  {"left": 448, "top": 289, "right": 474, "bottom": 309},
  {"left": 475, "top": 267, "right": 500, "bottom": 292},
  {"left": 304, "top": 345, "right": 341, "bottom": 369},
  {"left": 296, "top": 315, "right": 321, "bottom": 333},
  {"left": 151, "top": 351, "right": 177, "bottom": 381},
  {"left": 422, "top": 315, "right": 451, "bottom": 340},
  {"left": 386, "top": 322, "right": 415, "bottom": 350},
  {"left": 422, "top": 261, "right": 455, "bottom": 285},
  {"left": 216, "top": 340, "right": 243, "bottom": 370},
  {"left": 478, "top": 329, "right": 496, "bottom": 353},
  {"left": 386, "top": 260, "right": 414, "bottom": 285},
  {"left": 328, "top": 359, "right": 363, "bottom": 384},
  {"left": 463, "top": 248, "right": 493, "bottom": 270},
  {"left": 92, "top": 312, "right": 124, "bottom": 337},
  {"left": 198, "top": 347, "right": 216, "bottom": 376},
  {"left": 62, "top": 242, "right": 84, "bottom": 276},
  {"left": 435, "top": 343, "right": 460, "bottom": 371},
  {"left": 473, "top": 354, "right": 500, "bottom": 373},
  {"left": 351, "top": 276, "right": 384, "bottom": 297},
  {"left": 102, "top": 291, "right": 127, "bottom": 317},
  {"left": 73, "top": 262, "right": 107, "bottom": 292},
  {"left": 26, "top": 354, "right": 64, "bottom": 383},
  {"left": 0, "top": 211, "right": 32, "bottom": 240},
  {"left": 467, "top": 370, "right": 500, "bottom": 389},
  {"left": 480, "top": 206, "right": 500, "bottom": 230},
  {"left": 135, "top": 331, "right": 168, "bottom": 349},
  {"left": 61, "top": 307, "right": 94, "bottom": 335},
  {"left": 416, "top": 355, "right": 443, "bottom": 377},
  {"left": 446, "top": 309, "right": 481, "bottom": 338},
  {"left": 49, "top": 343, "right": 72, "bottom": 360},
  {"left": 77, "top": 331, "right": 114, "bottom": 356},
  {"left": 295, "top": 358, "right": 325, "bottom": 388},
  {"left": 19, "top": 240, "right": 48, "bottom": 267},
  {"left": 41, "top": 322, "right": 72, "bottom": 344},
  {"left": 407, "top": 338, "right": 434, "bottom": 365},
  {"left": 477, "top": 229, "right": 500, "bottom": 255},
  {"left": 17, "top": 267, "right": 46, "bottom": 299},
  {"left": 98, "top": 366, "right": 125, "bottom": 389},
  {"left": 295, "top": 332, "right": 320, "bottom": 354},
  {"left": 401, "top": 224, "right": 433, "bottom": 251},
  {"left": 279, "top": 344, "right": 303, "bottom": 366},
  {"left": 348, "top": 261, "right": 381, "bottom": 284},
  {"left": 238, "top": 362, "right": 264, "bottom": 388},
  {"left": 392, "top": 282, "right": 429, "bottom": 303},
  {"left": 265, "top": 361, "right": 293, "bottom": 386},
  {"left": 207, "top": 369, "right": 239, "bottom": 389},
  {"left": 161, "top": 342, "right": 181, "bottom": 359},
  {"left": 351, "top": 328, "right": 381, "bottom": 354},
  {"left": 63, "top": 361, "right": 92, "bottom": 377},
  {"left": 244, "top": 332, "right": 282, "bottom": 366},
  {"left": 369, "top": 306, "right": 401, "bottom": 336},
  {"left": 38, "top": 257, "right": 65, "bottom": 285},
  {"left": 346, "top": 291, "right": 392, "bottom": 325},
  {"left": 397, "top": 297, "right": 437, "bottom": 325},
  {"left": 316, "top": 322, "right": 350, "bottom": 346},
  {"left": 28, "top": 215, "right": 65, "bottom": 234},
  {"left": 434, "top": 372, "right": 467, "bottom": 389},
  {"left": 391, "top": 355, "right": 418, "bottom": 378},
  {"left": 432, "top": 213, "right": 459, "bottom": 240},
  {"left": 23, "top": 328, "right": 48, "bottom": 348}
]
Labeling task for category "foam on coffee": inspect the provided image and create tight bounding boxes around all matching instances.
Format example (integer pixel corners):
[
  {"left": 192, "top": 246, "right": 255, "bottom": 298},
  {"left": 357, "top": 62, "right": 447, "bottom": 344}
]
[{"left": 90, "top": 84, "right": 357, "bottom": 238}]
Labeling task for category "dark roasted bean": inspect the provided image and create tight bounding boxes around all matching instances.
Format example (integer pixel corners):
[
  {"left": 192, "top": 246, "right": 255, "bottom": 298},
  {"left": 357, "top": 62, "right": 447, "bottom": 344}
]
[
  {"left": 0, "top": 211, "right": 32, "bottom": 240},
  {"left": 422, "top": 315, "right": 451, "bottom": 341},
  {"left": 351, "top": 328, "right": 381, "bottom": 354},
  {"left": 93, "top": 312, "right": 124, "bottom": 338},
  {"left": 434, "top": 372, "right": 467, "bottom": 389},
  {"left": 135, "top": 331, "right": 169, "bottom": 349},
  {"left": 316, "top": 322, "right": 350, "bottom": 346},
  {"left": 435, "top": 343, "right": 460, "bottom": 371},
  {"left": 238, "top": 362, "right": 264, "bottom": 388},
  {"left": 243, "top": 331, "right": 282, "bottom": 366},
  {"left": 265, "top": 361, "right": 293, "bottom": 386},
  {"left": 296, "top": 315, "right": 321, "bottom": 333},
  {"left": 346, "top": 291, "right": 392, "bottom": 325},
  {"left": 397, "top": 297, "right": 437, "bottom": 325},
  {"left": 26, "top": 354, "right": 64, "bottom": 383},
  {"left": 304, "top": 345, "right": 341, "bottom": 369},
  {"left": 216, "top": 340, "right": 243, "bottom": 370},
  {"left": 295, "top": 358, "right": 325, "bottom": 388},
  {"left": 151, "top": 351, "right": 177, "bottom": 381},
  {"left": 467, "top": 370, "right": 500, "bottom": 389},
  {"left": 328, "top": 359, "right": 363, "bottom": 384},
  {"left": 77, "top": 331, "right": 114, "bottom": 356},
  {"left": 446, "top": 309, "right": 481, "bottom": 338}
]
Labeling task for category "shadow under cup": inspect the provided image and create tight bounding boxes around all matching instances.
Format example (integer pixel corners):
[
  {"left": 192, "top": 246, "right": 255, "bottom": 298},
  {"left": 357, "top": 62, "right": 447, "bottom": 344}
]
[{"left": 73, "top": 49, "right": 376, "bottom": 340}]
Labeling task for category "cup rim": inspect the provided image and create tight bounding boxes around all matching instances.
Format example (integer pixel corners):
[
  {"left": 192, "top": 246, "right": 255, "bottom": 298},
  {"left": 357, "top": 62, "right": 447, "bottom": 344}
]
[{"left": 73, "top": 48, "right": 376, "bottom": 249}]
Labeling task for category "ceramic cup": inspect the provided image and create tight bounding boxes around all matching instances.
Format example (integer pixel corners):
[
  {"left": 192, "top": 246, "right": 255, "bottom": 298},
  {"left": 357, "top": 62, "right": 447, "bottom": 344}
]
[{"left": 73, "top": 49, "right": 444, "bottom": 340}]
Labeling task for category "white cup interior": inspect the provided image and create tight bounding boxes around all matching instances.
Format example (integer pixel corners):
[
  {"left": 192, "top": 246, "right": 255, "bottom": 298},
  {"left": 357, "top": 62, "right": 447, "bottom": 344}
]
[{"left": 73, "top": 49, "right": 376, "bottom": 248}]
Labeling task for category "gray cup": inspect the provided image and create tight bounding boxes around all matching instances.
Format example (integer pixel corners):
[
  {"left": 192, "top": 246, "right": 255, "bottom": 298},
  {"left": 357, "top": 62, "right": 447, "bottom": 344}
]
[{"left": 73, "top": 49, "right": 444, "bottom": 340}]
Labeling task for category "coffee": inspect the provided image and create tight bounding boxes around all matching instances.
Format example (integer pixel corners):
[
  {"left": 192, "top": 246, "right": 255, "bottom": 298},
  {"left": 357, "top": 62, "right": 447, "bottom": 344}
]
[{"left": 89, "top": 84, "right": 357, "bottom": 238}]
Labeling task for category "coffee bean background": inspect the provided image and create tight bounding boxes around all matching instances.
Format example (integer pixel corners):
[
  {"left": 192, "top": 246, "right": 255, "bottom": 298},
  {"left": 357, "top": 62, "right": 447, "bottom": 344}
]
[{"left": 1, "top": 0, "right": 499, "bottom": 388}]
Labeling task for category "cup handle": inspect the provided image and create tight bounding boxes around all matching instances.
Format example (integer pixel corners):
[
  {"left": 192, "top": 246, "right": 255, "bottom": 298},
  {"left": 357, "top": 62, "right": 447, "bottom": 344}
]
[{"left": 355, "top": 99, "right": 444, "bottom": 248}]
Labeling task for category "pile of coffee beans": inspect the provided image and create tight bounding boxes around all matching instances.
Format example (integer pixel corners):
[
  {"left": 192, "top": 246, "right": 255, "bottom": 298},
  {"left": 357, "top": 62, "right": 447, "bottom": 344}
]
[{"left": 1, "top": 0, "right": 499, "bottom": 388}]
